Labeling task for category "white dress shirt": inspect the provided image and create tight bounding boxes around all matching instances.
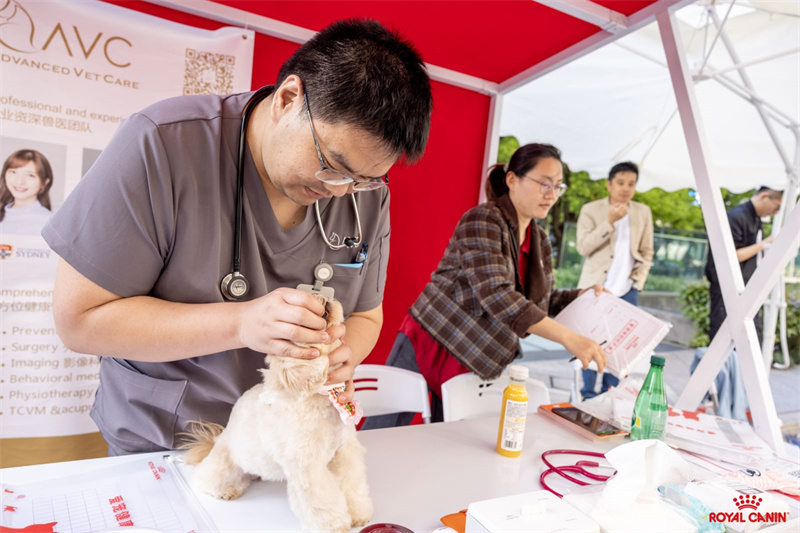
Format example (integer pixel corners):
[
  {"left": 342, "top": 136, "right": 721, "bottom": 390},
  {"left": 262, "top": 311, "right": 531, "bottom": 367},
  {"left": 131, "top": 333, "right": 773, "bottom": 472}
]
[{"left": 604, "top": 213, "right": 635, "bottom": 296}]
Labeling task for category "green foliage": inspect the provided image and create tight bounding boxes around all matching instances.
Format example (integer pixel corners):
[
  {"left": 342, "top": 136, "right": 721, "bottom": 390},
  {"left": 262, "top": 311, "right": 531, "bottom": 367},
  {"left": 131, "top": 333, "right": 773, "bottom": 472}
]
[
  {"left": 643, "top": 275, "right": 686, "bottom": 293},
  {"left": 678, "top": 280, "right": 800, "bottom": 358},
  {"left": 555, "top": 264, "right": 580, "bottom": 289},
  {"left": 635, "top": 188, "right": 704, "bottom": 230},
  {"left": 679, "top": 280, "right": 710, "bottom": 348},
  {"left": 497, "top": 136, "right": 520, "bottom": 164}
]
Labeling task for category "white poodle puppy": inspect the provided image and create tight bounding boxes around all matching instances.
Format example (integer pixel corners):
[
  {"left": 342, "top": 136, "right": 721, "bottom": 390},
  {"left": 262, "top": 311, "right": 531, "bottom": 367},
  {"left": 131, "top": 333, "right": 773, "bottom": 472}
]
[{"left": 180, "top": 297, "right": 372, "bottom": 532}]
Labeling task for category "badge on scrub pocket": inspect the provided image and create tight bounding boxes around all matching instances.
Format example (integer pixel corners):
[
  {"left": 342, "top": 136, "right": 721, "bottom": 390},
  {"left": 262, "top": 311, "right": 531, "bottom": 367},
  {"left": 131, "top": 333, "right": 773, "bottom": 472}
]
[{"left": 297, "top": 262, "right": 335, "bottom": 301}]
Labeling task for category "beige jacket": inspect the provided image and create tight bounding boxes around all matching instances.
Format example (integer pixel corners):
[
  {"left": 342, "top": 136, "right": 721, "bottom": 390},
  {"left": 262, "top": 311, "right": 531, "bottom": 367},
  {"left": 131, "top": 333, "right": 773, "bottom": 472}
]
[{"left": 576, "top": 198, "right": 654, "bottom": 291}]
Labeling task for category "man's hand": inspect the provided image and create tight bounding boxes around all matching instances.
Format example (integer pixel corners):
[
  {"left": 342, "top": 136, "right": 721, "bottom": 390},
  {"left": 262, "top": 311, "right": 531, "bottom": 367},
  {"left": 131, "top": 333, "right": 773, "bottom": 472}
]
[
  {"left": 564, "top": 333, "right": 607, "bottom": 373},
  {"left": 578, "top": 284, "right": 611, "bottom": 297},
  {"left": 236, "top": 287, "right": 329, "bottom": 359},
  {"left": 608, "top": 203, "right": 628, "bottom": 224}
]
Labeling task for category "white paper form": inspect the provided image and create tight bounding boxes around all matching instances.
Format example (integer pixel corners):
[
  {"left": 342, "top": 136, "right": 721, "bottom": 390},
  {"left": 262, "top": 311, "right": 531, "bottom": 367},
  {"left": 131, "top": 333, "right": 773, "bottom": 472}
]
[
  {"left": 554, "top": 292, "right": 671, "bottom": 378},
  {"left": 1, "top": 456, "right": 214, "bottom": 533}
]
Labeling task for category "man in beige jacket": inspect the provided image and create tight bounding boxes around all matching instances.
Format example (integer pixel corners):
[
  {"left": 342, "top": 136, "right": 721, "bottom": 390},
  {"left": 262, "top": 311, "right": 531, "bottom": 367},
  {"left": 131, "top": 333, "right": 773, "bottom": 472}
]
[{"left": 576, "top": 162, "right": 654, "bottom": 398}]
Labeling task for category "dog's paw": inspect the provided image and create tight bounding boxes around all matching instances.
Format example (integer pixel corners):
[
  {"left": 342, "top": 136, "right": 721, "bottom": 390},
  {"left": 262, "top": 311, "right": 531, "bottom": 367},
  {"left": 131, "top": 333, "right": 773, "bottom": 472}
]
[
  {"left": 349, "top": 497, "right": 373, "bottom": 527},
  {"left": 216, "top": 486, "right": 246, "bottom": 500}
]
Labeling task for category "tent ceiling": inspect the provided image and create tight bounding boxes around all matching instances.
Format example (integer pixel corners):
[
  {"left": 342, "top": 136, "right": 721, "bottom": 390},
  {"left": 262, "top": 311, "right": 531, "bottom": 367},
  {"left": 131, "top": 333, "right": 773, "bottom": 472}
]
[
  {"left": 500, "top": 1, "right": 800, "bottom": 192},
  {"left": 211, "top": 0, "right": 659, "bottom": 84}
]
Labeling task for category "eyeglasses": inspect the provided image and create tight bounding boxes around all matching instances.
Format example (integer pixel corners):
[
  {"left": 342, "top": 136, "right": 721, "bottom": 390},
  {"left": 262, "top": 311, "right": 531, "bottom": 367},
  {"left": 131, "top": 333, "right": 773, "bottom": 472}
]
[
  {"left": 519, "top": 174, "right": 568, "bottom": 197},
  {"left": 303, "top": 93, "right": 389, "bottom": 191}
]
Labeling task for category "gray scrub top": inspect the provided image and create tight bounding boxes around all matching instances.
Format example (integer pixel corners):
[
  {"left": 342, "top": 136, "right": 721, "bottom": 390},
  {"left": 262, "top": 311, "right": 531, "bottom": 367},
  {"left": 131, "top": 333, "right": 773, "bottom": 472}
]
[{"left": 42, "top": 88, "right": 391, "bottom": 454}]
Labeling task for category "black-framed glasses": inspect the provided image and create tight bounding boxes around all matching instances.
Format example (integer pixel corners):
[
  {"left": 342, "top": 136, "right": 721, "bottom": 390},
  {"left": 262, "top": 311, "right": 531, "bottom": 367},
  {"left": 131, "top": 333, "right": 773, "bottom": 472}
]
[
  {"left": 519, "top": 174, "right": 568, "bottom": 197},
  {"left": 303, "top": 93, "right": 389, "bottom": 191}
]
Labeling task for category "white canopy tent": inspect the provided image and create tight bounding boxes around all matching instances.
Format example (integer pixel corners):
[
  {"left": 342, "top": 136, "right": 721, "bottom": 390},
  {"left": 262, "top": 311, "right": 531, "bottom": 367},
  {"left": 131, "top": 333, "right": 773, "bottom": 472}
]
[
  {"left": 498, "top": 0, "right": 800, "bottom": 451},
  {"left": 500, "top": 0, "right": 799, "bottom": 194},
  {"left": 499, "top": 0, "right": 800, "bottom": 450}
]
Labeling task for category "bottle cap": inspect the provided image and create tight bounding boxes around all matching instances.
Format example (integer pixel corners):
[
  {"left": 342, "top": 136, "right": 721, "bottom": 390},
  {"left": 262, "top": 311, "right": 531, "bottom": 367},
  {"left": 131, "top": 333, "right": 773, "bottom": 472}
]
[
  {"left": 650, "top": 355, "right": 666, "bottom": 366},
  {"left": 508, "top": 365, "right": 529, "bottom": 380}
]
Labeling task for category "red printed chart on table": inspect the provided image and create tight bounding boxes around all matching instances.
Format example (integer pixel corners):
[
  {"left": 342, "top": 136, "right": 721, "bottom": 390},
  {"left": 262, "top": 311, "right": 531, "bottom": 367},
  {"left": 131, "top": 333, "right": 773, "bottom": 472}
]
[
  {"left": 554, "top": 292, "right": 671, "bottom": 378},
  {"left": 0, "top": 456, "right": 213, "bottom": 533}
]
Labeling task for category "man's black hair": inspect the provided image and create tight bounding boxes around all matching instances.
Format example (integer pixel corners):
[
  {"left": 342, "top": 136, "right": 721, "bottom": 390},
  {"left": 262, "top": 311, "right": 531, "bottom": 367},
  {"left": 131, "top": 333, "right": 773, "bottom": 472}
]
[
  {"left": 608, "top": 161, "right": 639, "bottom": 181},
  {"left": 277, "top": 19, "right": 432, "bottom": 163},
  {"left": 755, "top": 186, "right": 782, "bottom": 199}
]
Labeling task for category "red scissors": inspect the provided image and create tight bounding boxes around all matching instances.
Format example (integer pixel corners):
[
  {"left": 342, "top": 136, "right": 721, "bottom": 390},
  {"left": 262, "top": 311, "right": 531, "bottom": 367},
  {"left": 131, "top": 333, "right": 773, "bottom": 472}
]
[{"left": 540, "top": 449, "right": 616, "bottom": 498}]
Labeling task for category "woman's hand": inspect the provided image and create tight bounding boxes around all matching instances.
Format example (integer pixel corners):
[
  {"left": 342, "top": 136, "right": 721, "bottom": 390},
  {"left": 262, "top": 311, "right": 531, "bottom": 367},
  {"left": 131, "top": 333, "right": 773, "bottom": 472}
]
[
  {"left": 578, "top": 284, "right": 612, "bottom": 297},
  {"left": 564, "top": 332, "right": 607, "bottom": 373}
]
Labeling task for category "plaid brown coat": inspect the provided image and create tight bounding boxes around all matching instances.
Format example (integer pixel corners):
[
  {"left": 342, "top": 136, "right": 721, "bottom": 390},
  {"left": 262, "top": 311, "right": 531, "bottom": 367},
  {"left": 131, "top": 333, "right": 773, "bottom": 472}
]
[{"left": 410, "top": 194, "right": 579, "bottom": 380}]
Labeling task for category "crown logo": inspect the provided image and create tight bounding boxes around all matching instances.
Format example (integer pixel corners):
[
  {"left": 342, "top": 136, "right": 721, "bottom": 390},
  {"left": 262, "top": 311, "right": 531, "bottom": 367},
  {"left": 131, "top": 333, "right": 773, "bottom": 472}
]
[{"left": 733, "top": 495, "right": 762, "bottom": 510}]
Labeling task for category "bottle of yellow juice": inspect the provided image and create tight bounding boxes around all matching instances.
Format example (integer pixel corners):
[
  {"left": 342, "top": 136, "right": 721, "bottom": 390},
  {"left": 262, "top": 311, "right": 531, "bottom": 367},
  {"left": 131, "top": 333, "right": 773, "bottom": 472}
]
[{"left": 496, "top": 365, "right": 529, "bottom": 457}]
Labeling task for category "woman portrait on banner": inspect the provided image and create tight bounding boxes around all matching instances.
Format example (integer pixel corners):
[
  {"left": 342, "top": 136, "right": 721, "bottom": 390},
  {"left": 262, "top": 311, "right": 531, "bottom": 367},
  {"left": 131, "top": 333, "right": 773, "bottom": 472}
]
[
  {"left": 0, "top": 149, "right": 54, "bottom": 236},
  {"left": 363, "top": 143, "right": 608, "bottom": 428}
]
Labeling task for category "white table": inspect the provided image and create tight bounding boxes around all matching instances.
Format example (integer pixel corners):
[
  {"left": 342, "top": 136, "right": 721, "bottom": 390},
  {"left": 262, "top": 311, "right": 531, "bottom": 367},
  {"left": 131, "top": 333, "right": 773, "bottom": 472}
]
[{"left": 1, "top": 414, "right": 621, "bottom": 532}]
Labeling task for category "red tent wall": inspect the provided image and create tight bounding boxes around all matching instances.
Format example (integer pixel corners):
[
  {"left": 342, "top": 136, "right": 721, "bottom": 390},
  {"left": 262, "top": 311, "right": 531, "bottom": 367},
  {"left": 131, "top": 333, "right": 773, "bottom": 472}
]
[{"left": 103, "top": 1, "right": 490, "bottom": 363}]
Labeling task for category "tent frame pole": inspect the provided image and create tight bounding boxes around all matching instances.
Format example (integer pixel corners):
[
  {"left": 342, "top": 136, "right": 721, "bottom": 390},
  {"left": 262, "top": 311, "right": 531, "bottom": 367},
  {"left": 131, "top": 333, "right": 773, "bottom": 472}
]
[
  {"left": 532, "top": 0, "right": 628, "bottom": 33},
  {"left": 706, "top": 7, "right": 798, "bottom": 372},
  {"left": 696, "top": 48, "right": 800, "bottom": 79},
  {"left": 658, "top": 7, "right": 798, "bottom": 451},
  {"left": 708, "top": 8, "right": 795, "bottom": 170},
  {"left": 479, "top": 94, "right": 504, "bottom": 204}
]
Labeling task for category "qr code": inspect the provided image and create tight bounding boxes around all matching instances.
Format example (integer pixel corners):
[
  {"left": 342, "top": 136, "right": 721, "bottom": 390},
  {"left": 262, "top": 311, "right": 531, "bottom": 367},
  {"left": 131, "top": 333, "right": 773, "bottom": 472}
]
[{"left": 184, "top": 48, "right": 235, "bottom": 95}]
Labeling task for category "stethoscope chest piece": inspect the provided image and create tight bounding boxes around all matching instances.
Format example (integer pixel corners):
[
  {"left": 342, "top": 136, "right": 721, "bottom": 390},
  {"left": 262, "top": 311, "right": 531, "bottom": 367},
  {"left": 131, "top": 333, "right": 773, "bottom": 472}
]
[{"left": 221, "top": 271, "right": 249, "bottom": 300}]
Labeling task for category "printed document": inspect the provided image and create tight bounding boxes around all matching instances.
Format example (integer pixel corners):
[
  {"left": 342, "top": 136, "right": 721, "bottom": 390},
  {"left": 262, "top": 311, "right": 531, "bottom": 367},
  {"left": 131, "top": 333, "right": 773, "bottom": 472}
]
[{"left": 554, "top": 291, "right": 671, "bottom": 377}]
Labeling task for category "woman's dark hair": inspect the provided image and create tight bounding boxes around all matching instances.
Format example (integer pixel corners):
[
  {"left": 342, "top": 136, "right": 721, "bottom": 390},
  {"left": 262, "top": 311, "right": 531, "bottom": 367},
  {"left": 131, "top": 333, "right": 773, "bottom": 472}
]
[
  {"left": 0, "top": 149, "right": 53, "bottom": 222},
  {"left": 485, "top": 143, "right": 562, "bottom": 201},
  {"left": 277, "top": 19, "right": 432, "bottom": 163}
]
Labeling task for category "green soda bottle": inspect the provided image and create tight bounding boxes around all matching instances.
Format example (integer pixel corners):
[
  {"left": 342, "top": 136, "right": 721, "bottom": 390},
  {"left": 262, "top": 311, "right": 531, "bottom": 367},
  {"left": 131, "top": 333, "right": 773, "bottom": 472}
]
[{"left": 630, "top": 355, "right": 667, "bottom": 441}]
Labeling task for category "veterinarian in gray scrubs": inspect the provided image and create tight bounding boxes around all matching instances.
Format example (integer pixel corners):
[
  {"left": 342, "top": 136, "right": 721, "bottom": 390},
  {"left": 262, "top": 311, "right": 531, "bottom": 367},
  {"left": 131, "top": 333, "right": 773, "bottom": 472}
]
[{"left": 43, "top": 20, "right": 432, "bottom": 455}]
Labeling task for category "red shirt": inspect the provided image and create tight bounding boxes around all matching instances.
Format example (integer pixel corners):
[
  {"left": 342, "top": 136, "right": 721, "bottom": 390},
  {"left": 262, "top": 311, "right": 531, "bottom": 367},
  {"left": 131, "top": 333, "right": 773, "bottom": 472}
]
[
  {"left": 518, "top": 224, "right": 532, "bottom": 290},
  {"left": 398, "top": 226, "right": 534, "bottom": 396},
  {"left": 399, "top": 314, "right": 469, "bottom": 398}
]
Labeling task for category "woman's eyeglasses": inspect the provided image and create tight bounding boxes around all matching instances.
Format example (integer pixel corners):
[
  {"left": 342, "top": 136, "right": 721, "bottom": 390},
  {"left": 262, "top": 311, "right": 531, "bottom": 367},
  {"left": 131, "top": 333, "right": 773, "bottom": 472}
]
[{"left": 519, "top": 174, "right": 568, "bottom": 197}]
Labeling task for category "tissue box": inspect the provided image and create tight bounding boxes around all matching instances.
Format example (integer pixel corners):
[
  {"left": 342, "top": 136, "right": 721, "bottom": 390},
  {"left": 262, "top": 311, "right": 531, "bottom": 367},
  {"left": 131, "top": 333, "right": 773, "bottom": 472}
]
[{"left": 465, "top": 490, "right": 600, "bottom": 533}]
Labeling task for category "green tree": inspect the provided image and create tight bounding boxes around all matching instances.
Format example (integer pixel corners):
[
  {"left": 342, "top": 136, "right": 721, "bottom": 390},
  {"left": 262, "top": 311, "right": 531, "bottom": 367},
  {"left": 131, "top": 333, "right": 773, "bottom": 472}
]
[
  {"left": 547, "top": 167, "right": 606, "bottom": 263},
  {"left": 497, "top": 136, "right": 520, "bottom": 164}
]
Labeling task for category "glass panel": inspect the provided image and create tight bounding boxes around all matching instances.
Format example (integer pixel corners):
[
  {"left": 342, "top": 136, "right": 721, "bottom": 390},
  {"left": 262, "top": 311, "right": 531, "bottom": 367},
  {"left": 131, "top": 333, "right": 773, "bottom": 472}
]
[{"left": 556, "top": 221, "right": 709, "bottom": 294}]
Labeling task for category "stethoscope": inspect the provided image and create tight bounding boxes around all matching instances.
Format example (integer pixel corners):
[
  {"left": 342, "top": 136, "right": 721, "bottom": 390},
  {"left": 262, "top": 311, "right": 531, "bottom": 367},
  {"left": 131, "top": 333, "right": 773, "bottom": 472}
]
[
  {"left": 539, "top": 449, "right": 616, "bottom": 498},
  {"left": 220, "top": 87, "right": 363, "bottom": 301}
]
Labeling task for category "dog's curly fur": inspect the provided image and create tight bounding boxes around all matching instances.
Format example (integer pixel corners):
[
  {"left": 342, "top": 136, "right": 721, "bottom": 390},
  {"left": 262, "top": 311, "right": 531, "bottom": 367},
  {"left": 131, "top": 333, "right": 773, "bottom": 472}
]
[{"left": 179, "top": 298, "right": 372, "bottom": 532}]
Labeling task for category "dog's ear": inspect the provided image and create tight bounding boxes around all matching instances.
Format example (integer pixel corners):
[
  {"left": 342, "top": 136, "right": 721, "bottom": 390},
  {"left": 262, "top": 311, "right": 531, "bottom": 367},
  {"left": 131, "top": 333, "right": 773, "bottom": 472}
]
[{"left": 271, "top": 355, "right": 329, "bottom": 394}]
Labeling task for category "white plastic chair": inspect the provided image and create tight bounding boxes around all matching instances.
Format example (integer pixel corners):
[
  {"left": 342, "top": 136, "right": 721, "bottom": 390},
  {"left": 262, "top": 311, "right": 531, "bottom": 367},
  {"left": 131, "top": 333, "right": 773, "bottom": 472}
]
[
  {"left": 570, "top": 358, "right": 603, "bottom": 403},
  {"left": 353, "top": 364, "right": 432, "bottom": 423},
  {"left": 440, "top": 371, "right": 551, "bottom": 422}
]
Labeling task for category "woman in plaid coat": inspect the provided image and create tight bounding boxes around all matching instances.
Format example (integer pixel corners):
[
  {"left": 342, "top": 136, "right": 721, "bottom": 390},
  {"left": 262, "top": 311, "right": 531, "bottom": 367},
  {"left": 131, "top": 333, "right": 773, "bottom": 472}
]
[{"left": 363, "top": 144, "right": 608, "bottom": 427}]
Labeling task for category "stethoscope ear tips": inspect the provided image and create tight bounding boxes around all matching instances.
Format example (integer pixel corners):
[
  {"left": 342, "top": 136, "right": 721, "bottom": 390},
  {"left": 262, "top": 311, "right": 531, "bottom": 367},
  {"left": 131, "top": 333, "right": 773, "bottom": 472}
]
[{"left": 221, "top": 271, "right": 249, "bottom": 300}]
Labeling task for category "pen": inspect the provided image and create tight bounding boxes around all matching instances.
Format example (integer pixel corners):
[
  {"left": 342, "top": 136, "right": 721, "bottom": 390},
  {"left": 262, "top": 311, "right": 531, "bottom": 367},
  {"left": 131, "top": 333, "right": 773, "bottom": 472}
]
[{"left": 569, "top": 340, "right": 606, "bottom": 362}]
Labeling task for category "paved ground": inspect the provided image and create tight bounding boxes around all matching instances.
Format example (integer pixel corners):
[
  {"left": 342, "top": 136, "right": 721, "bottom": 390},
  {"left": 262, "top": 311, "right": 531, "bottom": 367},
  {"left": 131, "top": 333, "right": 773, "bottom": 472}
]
[{"left": 519, "top": 341, "right": 800, "bottom": 438}]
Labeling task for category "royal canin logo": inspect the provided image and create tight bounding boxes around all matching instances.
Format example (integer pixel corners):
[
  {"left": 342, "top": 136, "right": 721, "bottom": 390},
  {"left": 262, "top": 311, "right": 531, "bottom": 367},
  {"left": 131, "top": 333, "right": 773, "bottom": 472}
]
[
  {"left": 733, "top": 495, "right": 761, "bottom": 510},
  {"left": 708, "top": 495, "right": 788, "bottom": 524}
]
